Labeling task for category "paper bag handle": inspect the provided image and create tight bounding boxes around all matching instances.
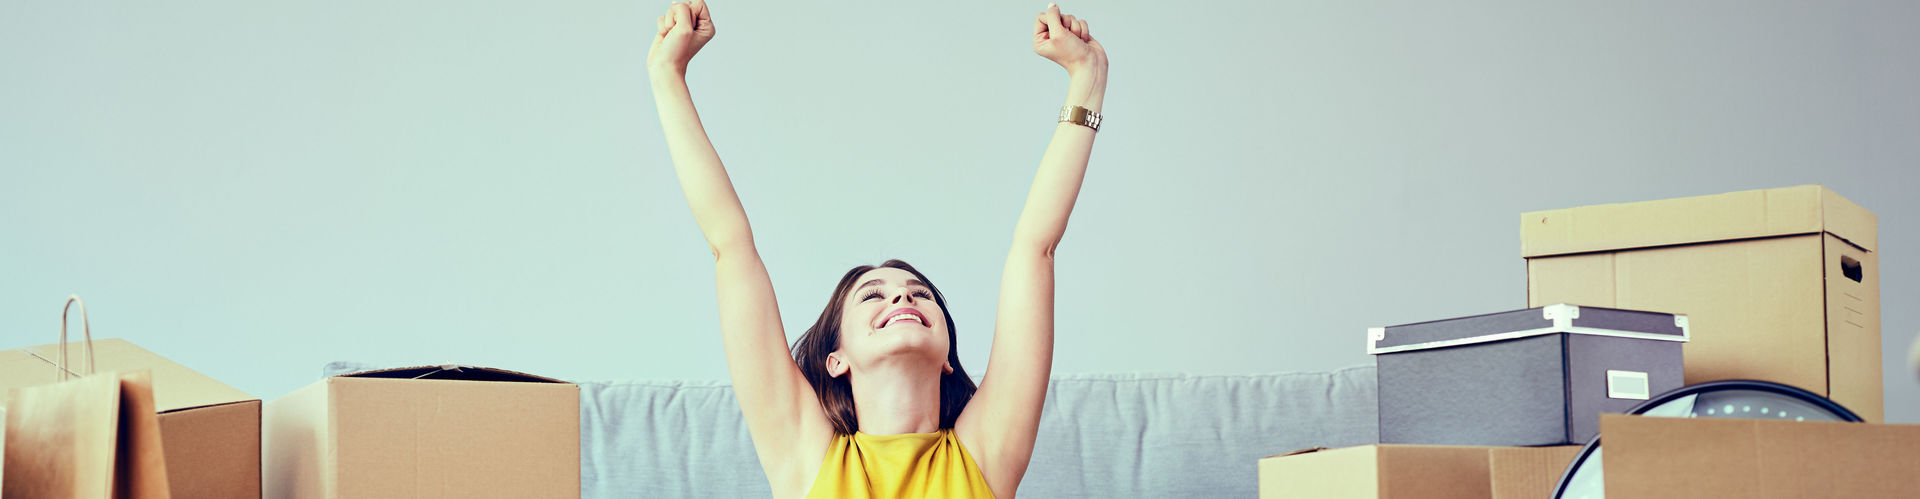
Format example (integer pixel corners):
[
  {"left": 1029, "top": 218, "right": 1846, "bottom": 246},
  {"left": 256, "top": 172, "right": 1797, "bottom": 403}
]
[{"left": 57, "top": 294, "right": 97, "bottom": 382}]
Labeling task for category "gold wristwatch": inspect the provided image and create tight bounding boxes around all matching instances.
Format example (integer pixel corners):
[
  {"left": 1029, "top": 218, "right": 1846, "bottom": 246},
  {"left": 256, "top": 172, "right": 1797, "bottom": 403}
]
[{"left": 1059, "top": 105, "right": 1102, "bottom": 132}]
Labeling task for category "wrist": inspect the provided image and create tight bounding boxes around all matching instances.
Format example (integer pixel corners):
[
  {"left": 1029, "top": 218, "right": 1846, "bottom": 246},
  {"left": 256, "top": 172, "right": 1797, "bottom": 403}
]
[
  {"left": 647, "top": 63, "right": 688, "bottom": 85},
  {"left": 1064, "top": 70, "right": 1106, "bottom": 113},
  {"left": 1066, "top": 62, "right": 1107, "bottom": 85}
]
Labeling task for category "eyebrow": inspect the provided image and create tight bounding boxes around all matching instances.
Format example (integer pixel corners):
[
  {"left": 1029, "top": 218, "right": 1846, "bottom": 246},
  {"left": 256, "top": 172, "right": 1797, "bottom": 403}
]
[{"left": 854, "top": 278, "right": 928, "bottom": 294}]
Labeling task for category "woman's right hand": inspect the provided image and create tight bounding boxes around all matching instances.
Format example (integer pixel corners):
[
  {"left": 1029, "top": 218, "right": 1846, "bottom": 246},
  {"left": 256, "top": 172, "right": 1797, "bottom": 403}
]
[
  {"left": 1033, "top": 3, "right": 1105, "bottom": 79},
  {"left": 648, "top": 0, "right": 716, "bottom": 78}
]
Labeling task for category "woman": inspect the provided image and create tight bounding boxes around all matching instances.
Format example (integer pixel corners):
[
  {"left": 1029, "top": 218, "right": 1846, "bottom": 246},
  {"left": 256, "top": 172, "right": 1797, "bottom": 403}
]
[{"left": 646, "top": 2, "right": 1105, "bottom": 497}]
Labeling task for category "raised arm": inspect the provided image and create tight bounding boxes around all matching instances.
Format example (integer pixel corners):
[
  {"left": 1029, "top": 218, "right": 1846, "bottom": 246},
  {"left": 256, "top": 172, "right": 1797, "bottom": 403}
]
[
  {"left": 647, "top": 1, "right": 831, "bottom": 491},
  {"left": 955, "top": 4, "right": 1106, "bottom": 495}
]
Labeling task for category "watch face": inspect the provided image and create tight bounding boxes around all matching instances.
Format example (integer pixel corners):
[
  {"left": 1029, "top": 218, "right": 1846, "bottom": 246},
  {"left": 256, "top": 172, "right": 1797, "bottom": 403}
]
[{"left": 1552, "top": 380, "right": 1862, "bottom": 499}]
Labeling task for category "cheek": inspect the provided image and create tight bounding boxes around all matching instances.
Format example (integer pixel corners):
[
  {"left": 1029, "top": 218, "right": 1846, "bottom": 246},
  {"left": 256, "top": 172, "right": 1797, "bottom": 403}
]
[{"left": 841, "top": 305, "right": 873, "bottom": 332}]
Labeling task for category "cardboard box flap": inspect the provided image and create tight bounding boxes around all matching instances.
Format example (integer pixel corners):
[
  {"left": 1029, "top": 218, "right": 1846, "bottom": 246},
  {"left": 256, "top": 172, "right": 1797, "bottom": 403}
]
[
  {"left": 1521, "top": 185, "right": 1877, "bottom": 258},
  {"left": 341, "top": 364, "right": 570, "bottom": 384},
  {"left": 9, "top": 338, "right": 255, "bottom": 414}
]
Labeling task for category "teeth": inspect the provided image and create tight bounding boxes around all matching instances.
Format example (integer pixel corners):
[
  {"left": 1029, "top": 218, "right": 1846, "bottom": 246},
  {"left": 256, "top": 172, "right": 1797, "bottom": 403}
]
[{"left": 884, "top": 314, "right": 923, "bottom": 326}]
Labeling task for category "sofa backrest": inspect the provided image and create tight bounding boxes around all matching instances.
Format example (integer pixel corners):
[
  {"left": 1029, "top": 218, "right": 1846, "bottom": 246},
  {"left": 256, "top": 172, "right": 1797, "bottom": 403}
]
[{"left": 323, "top": 363, "right": 1380, "bottom": 498}]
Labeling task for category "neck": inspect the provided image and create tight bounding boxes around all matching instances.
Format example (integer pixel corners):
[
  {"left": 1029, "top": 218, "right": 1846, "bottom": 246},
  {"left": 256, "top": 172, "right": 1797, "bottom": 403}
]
[{"left": 847, "top": 360, "right": 945, "bottom": 435}]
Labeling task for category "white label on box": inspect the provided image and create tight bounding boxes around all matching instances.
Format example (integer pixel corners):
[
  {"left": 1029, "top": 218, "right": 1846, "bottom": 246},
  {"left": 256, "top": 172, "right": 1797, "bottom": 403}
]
[{"left": 1607, "top": 370, "right": 1650, "bottom": 400}]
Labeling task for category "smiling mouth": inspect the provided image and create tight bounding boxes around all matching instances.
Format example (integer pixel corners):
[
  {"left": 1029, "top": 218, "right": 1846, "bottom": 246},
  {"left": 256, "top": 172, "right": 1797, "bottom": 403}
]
[{"left": 876, "top": 309, "right": 928, "bottom": 331}]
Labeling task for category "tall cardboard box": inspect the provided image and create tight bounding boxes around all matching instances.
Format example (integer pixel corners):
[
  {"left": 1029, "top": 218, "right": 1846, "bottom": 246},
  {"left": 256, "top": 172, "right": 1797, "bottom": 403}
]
[
  {"left": 1522, "top": 185, "right": 1882, "bottom": 421},
  {"left": 0, "top": 339, "right": 260, "bottom": 498},
  {"left": 1598, "top": 414, "right": 1920, "bottom": 498},
  {"left": 264, "top": 365, "right": 579, "bottom": 498}
]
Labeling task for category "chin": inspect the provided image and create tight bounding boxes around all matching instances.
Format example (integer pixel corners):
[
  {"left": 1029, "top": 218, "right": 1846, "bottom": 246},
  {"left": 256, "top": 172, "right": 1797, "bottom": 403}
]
[{"left": 861, "top": 330, "right": 947, "bottom": 359}]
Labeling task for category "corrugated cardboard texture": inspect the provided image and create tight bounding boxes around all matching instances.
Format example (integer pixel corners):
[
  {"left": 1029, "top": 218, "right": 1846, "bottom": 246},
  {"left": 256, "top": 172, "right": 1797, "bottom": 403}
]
[
  {"left": 266, "top": 372, "right": 580, "bottom": 499},
  {"left": 332, "top": 377, "right": 578, "bottom": 498},
  {"left": 1488, "top": 445, "right": 1580, "bottom": 499},
  {"left": 1520, "top": 184, "right": 1876, "bottom": 257},
  {"left": 158, "top": 401, "right": 261, "bottom": 499},
  {"left": 1599, "top": 414, "right": 1920, "bottom": 498},
  {"left": 1259, "top": 445, "right": 1493, "bottom": 499},
  {"left": 1527, "top": 231, "right": 1883, "bottom": 422}
]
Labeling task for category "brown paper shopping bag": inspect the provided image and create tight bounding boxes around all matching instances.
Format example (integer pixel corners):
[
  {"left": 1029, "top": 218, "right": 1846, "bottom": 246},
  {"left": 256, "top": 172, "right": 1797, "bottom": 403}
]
[{"left": 1, "top": 296, "right": 170, "bottom": 499}]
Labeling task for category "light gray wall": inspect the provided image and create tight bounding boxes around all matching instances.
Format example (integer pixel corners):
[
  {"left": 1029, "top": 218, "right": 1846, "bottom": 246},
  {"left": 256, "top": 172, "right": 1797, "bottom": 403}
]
[{"left": 4, "top": 1, "right": 1916, "bottom": 423}]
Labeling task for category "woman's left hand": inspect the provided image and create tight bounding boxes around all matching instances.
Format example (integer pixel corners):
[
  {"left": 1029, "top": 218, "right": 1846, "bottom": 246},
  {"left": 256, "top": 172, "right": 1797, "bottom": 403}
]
[{"left": 1033, "top": 3, "right": 1106, "bottom": 78}]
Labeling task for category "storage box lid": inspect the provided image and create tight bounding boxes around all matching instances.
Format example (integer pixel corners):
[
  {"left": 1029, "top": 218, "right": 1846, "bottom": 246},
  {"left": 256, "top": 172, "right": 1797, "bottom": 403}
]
[
  {"left": 1520, "top": 184, "right": 1877, "bottom": 258},
  {"left": 1, "top": 338, "right": 256, "bottom": 413},
  {"left": 337, "top": 364, "right": 571, "bottom": 384},
  {"left": 1368, "top": 304, "right": 1688, "bottom": 355}
]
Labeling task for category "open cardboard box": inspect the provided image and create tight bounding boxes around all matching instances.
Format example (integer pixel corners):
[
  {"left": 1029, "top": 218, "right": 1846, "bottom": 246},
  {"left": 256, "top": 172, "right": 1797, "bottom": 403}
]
[
  {"left": 1523, "top": 185, "right": 1883, "bottom": 421},
  {"left": 1599, "top": 414, "right": 1920, "bottom": 498},
  {"left": 0, "top": 339, "right": 259, "bottom": 498},
  {"left": 263, "top": 364, "right": 579, "bottom": 498}
]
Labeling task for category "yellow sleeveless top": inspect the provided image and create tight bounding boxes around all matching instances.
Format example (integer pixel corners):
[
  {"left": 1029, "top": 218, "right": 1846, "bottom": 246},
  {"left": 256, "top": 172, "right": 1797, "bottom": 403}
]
[{"left": 805, "top": 429, "right": 996, "bottom": 499}]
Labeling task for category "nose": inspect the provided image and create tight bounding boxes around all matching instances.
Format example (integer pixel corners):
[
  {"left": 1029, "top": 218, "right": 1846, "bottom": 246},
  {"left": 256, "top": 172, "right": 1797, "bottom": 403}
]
[{"left": 890, "top": 287, "right": 913, "bottom": 304}]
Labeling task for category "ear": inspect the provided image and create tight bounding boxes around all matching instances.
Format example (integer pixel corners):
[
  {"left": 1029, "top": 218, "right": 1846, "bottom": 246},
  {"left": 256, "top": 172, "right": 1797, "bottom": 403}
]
[
  {"left": 827, "top": 352, "right": 850, "bottom": 378},
  {"left": 942, "top": 361, "right": 953, "bottom": 375}
]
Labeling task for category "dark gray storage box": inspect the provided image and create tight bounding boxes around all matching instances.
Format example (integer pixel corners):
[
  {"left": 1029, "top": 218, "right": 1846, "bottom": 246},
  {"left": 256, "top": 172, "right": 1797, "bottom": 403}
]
[{"left": 1369, "top": 303, "right": 1688, "bottom": 446}]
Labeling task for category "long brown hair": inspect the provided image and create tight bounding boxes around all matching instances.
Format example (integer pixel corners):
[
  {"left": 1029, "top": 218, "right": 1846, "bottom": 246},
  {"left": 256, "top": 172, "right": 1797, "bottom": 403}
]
[{"left": 790, "top": 259, "right": 977, "bottom": 435}]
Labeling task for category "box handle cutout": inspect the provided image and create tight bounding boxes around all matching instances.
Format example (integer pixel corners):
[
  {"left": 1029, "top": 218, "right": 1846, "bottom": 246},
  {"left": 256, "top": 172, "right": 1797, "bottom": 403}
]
[{"left": 1840, "top": 255, "right": 1863, "bottom": 283}]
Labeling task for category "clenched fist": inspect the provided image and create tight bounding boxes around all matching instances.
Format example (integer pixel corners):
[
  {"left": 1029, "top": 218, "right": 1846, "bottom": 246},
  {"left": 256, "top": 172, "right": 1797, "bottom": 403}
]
[
  {"left": 649, "top": 0, "right": 716, "bottom": 77},
  {"left": 1033, "top": 3, "right": 1106, "bottom": 78}
]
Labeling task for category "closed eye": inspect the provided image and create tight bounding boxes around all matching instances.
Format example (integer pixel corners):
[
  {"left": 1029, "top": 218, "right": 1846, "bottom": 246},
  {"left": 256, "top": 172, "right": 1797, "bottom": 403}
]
[
  {"left": 912, "top": 290, "right": 933, "bottom": 300},
  {"left": 860, "top": 290, "right": 884, "bottom": 301}
]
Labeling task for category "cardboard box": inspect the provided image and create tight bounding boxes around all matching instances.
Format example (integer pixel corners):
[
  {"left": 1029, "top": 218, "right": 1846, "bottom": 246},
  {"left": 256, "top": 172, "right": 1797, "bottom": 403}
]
[
  {"left": 1370, "top": 304, "right": 1687, "bottom": 446},
  {"left": 1598, "top": 414, "right": 1920, "bottom": 498},
  {"left": 0, "top": 339, "right": 260, "bottom": 499},
  {"left": 263, "top": 365, "right": 579, "bottom": 498},
  {"left": 1259, "top": 445, "right": 1494, "bottom": 499},
  {"left": 1488, "top": 445, "right": 1580, "bottom": 499},
  {"left": 1522, "top": 185, "right": 1882, "bottom": 422}
]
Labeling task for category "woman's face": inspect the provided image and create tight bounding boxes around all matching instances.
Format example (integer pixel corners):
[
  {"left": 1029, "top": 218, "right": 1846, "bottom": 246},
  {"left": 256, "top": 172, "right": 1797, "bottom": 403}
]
[{"left": 833, "top": 266, "right": 952, "bottom": 375}]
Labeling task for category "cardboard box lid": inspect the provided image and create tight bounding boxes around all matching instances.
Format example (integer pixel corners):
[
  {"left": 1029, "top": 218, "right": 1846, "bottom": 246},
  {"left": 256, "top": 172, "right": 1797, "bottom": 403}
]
[
  {"left": 0, "top": 338, "right": 255, "bottom": 413},
  {"left": 1520, "top": 185, "right": 1877, "bottom": 258},
  {"left": 1599, "top": 414, "right": 1920, "bottom": 498},
  {"left": 1368, "top": 304, "right": 1688, "bottom": 355},
  {"left": 336, "top": 364, "right": 572, "bottom": 384}
]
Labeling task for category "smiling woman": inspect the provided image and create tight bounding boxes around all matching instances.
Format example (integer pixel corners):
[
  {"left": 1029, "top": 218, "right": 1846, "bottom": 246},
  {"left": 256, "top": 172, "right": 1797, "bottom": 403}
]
[
  {"left": 790, "top": 261, "right": 975, "bottom": 441},
  {"left": 644, "top": 0, "right": 1105, "bottom": 496}
]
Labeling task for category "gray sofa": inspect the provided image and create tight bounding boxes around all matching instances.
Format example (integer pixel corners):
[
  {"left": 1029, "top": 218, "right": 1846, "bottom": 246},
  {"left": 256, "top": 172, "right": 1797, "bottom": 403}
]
[{"left": 322, "top": 363, "right": 1380, "bottom": 498}]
